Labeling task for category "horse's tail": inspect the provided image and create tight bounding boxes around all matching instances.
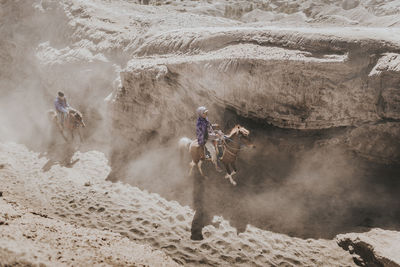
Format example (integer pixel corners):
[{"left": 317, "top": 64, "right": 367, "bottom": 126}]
[
  {"left": 178, "top": 137, "right": 192, "bottom": 163},
  {"left": 179, "top": 137, "right": 192, "bottom": 150},
  {"left": 47, "top": 109, "right": 56, "bottom": 120}
]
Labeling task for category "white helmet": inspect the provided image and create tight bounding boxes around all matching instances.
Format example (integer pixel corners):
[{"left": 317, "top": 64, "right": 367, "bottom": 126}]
[{"left": 197, "top": 106, "right": 208, "bottom": 116}]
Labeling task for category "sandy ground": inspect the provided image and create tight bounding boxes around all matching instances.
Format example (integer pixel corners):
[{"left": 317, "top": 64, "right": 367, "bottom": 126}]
[
  {"left": 0, "top": 142, "right": 356, "bottom": 266},
  {"left": 0, "top": 198, "right": 179, "bottom": 267}
]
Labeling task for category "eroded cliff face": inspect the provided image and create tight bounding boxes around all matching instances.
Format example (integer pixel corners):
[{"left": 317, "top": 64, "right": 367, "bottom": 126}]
[
  {"left": 2, "top": 0, "right": 399, "bottom": 163},
  {"left": 110, "top": 29, "right": 400, "bottom": 164}
]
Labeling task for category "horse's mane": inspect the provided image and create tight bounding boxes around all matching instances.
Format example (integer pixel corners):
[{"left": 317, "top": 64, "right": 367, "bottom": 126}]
[
  {"left": 227, "top": 125, "right": 239, "bottom": 137},
  {"left": 227, "top": 125, "right": 250, "bottom": 138}
]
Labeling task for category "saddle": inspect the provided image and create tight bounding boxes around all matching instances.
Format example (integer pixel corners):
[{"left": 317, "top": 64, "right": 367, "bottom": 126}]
[
  {"left": 190, "top": 140, "right": 216, "bottom": 161},
  {"left": 191, "top": 139, "right": 201, "bottom": 148}
]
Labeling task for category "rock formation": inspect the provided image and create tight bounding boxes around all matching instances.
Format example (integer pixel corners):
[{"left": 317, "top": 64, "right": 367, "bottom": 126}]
[{"left": 337, "top": 229, "right": 400, "bottom": 267}]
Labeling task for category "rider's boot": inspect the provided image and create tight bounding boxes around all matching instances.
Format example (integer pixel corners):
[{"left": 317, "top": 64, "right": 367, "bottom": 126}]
[{"left": 205, "top": 147, "right": 212, "bottom": 160}]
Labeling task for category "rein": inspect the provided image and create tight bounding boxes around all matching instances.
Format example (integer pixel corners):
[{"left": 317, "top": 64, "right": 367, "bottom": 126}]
[{"left": 222, "top": 136, "right": 245, "bottom": 157}]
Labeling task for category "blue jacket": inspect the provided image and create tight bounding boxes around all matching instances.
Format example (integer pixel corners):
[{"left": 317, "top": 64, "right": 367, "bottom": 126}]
[
  {"left": 54, "top": 97, "right": 69, "bottom": 113},
  {"left": 196, "top": 117, "right": 210, "bottom": 146}
]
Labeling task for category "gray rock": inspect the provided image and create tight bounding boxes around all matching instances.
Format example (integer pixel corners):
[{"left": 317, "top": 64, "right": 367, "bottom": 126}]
[{"left": 337, "top": 229, "right": 400, "bottom": 267}]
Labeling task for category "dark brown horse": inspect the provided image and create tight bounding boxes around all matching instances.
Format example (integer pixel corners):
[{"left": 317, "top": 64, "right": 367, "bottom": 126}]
[{"left": 48, "top": 109, "right": 85, "bottom": 143}]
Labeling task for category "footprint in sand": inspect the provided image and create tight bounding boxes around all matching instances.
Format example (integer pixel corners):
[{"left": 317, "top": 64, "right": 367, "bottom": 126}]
[{"left": 97, "top": 207, "right": 105, "bottom": 212}]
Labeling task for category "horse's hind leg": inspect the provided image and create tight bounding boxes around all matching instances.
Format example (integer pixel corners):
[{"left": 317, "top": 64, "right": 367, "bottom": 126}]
[
  {"left": 197, "top": 160, "right": 207, "bottom": 178},
  {"left": 189, "top": 160, "right": 195, "bottom": 176}
]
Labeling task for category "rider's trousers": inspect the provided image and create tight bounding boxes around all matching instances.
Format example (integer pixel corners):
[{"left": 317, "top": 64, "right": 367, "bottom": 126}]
[
  {"left": 205, "top": 142, "right": 217, "bottom": 165},
  {"left": 57, "top": 111, "right": 66, "bottom": 127}
]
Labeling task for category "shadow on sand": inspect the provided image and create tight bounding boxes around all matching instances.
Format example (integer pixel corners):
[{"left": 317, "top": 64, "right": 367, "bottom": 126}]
[
  {"left": 188, "top": 145, "right": 400, "bottom": 239},
  {"left": 39, "top": 143, "right": 80, "bottom": 172}
]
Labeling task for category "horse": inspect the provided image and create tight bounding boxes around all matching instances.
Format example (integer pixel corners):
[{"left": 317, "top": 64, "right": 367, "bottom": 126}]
[
  {"left": 48, "top": 108, "right": 85, "bottom": 143},
  {"left": 179, "top": 124, "right": 255, "bottom": 186},
  {"left": 220, "top": 125, "right": 255, "bottom": 185}
]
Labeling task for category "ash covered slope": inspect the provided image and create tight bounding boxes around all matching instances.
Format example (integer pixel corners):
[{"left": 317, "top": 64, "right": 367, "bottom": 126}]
[{"left": 0, "top": 142, "right": 355, "bottom": 266}]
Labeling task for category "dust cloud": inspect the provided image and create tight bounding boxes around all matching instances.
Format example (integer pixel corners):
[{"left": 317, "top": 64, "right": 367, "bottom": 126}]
[
  {"left": 0, "top": 1, "right": 117, "bottom": 155},
  {"left": 1, "top": 0, "right": 399, "bottom": 243},
  {"left": 116, "top": 109, "right": 400, "bottom": 239}
]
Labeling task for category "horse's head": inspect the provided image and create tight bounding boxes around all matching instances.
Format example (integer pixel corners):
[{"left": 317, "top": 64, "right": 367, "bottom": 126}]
[
  {"left": 75, "top": 112, "right": 86, "bottom": 128},
  {"left": 233, "top": 125, "right": 256, "bottom": 149},
  {"left": 69, "top": 109, "right": 86, "bottom": 128}
]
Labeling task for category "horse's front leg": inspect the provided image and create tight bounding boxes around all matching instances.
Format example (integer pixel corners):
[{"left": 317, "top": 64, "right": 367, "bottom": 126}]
[
  {"left": 223, "top": 162, "right": 231, "bottom": 178},
  {"left": 231, "top": 161, "right": 237, "bottom": 176},
  {"left": 78, "top": 128, "right": 84, "bottom": 142},
  {"left": 224, "top": 163, "right": 237, "bottom": 186},
  {"left": 189, "top": 160, "right": 195, "bottom": 176}
]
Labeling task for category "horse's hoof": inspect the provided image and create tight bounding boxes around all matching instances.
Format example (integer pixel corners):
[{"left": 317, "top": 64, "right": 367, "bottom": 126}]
[{"left": 232, "top": 181, "right": 237, "bottom": 186}]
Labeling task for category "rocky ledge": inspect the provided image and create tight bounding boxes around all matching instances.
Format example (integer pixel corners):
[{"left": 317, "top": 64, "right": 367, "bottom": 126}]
[{"left": 337, "top": 229, "right": 400, "bottom": 267}]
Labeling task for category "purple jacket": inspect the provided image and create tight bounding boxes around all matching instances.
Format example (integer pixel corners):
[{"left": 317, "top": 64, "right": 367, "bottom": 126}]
[
  {"left": 196, "top": 117, "right": 210, "bottom": 146},
  {"left": 54, "top": 96, "right": 70, "bottom": 113}
]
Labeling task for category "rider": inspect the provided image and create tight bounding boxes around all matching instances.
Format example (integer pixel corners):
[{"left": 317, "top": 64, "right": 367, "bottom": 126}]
[
  {"left": 196, "top": 106, "right": 222, "bottom": 172},
  {"left": 54, "top": 91, "right": 70, "bottom": 128}
]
